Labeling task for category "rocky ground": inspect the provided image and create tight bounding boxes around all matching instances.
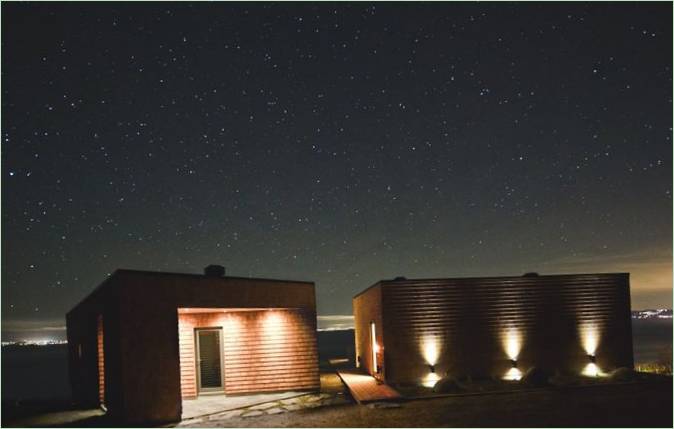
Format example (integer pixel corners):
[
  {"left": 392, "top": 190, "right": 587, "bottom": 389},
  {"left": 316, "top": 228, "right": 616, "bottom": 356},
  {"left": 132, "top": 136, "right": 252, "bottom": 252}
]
[
  {"left": 4, "top": 373, "right": 672, "bottom": 427},
  {"left": 176, "top": 372, "right": 350, "bottom": 426},
  {"left": 177, "top": 391, "right": 351, "bottom": 426},
  {"left": 176, "top": 377, "right": 672, "bottom": 428}
]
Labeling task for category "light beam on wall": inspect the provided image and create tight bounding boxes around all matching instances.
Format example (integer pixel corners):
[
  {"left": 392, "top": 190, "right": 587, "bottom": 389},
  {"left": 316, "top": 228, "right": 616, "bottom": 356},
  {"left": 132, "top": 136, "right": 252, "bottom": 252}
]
[
  {"left": 370, "top": 321, "right": 378, "bottom": 374},
  {"left": 580, "top": 322, "right": 603, "bottom": 376},
  {"left": 580, "top": 323, "right": 599, "bottom": 356},
  {"left": 504, "top": 327, "right": 521, "bottom": 361},
  {"left": 422, "top": 335, "right": 440, "bottom": 366},
  {"left": 420, "top": 335, "right": 441, "bottom": 387},
  {"left": 262, "top": 310, "right": 285, "bottom": 340},
  {"left": 502, "top": 327, "right": 523, "bottom": 381},
  {"left": 222, "top": 314, "right": 244, "bottom": 338}
]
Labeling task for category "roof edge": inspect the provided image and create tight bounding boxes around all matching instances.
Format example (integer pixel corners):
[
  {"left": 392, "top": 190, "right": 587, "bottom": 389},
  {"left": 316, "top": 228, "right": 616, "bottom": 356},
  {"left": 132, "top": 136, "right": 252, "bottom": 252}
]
[
  {"left": 114, "top": 268, "right": 315, "bottom": 285},
  {"left": 380, "top": 272, "right": 630, "bottom": 284},
  {"left": 353, "top": 272, "right": 630, "bottom": 299},
  {"left": 353, "top": 281, "right": 383, "bottom": 299},
  {"left": 66, "top": 273, "right": 116, "bottom": 317}
]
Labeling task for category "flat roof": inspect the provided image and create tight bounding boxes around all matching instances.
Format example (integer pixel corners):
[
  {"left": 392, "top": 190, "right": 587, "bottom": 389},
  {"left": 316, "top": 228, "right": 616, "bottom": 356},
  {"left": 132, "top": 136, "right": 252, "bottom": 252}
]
[
  {"left": 115, "top": 268, "right": 314, "bottom": 285},
  {"left": 68, "top": 268, "right": 314, "bottom": 316},
  {"left": 353, "top": 272, "right": 629, "bottom": 299}
]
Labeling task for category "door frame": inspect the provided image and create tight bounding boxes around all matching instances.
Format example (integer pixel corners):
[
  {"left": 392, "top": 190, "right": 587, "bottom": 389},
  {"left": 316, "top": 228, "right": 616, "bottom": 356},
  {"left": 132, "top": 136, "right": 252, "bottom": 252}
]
[{"left": 195, "top": 327, "right": 225, "bottom": 394}]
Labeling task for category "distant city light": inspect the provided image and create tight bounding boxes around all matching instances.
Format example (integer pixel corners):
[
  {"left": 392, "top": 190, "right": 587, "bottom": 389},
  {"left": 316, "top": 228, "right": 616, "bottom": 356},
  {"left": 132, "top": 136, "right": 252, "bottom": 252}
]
[
  {"left": 2, "top": 339, "right": 67, "bottom": 346},
  {"left": 632, "top": 309, "right": 672, "bottom": 319}
]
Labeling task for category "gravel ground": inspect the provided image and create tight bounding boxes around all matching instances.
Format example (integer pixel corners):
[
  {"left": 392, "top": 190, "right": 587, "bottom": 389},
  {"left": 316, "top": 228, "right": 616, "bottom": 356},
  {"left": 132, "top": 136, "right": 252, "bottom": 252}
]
[
  {"left": 180, "top": 379, "right": 672, "bottom": 428},
  {"left": 5, "top": 375, "right": 671, "bottom": 427}
]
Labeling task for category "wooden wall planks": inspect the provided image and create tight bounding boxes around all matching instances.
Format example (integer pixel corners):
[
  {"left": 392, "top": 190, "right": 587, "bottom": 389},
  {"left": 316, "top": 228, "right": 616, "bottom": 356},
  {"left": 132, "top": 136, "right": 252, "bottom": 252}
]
[
  {"left": 178, "top": 309, "right": 319, "bottom": 398},
  {"left": 354, "top": 274, "right": 633, "bottom": 386}
]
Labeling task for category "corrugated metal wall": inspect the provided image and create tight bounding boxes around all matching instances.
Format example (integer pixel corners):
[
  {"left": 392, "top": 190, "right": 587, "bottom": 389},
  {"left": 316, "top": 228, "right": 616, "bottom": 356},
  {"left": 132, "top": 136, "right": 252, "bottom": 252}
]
[
  {"left": 178, "top": 309, "right": 319, "bottom": 397},
  {"left": 355, "top": 274, "right": 633, "bottom": 386},
  {"left": 67, "top": 278, "right": 118, "bottom": 411}
]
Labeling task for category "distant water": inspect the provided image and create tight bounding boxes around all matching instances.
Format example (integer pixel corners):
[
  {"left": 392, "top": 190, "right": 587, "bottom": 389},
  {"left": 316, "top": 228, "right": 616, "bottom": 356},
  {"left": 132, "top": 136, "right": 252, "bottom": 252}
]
[
  {"left": 2, "top": 320, "right": 671, "bottom": 402},
  {"left": 632, "top": 319, "right": 672, "bottom": 363},
  {"left": 2, "top": 344, "right": 71, "bottom": 401}
]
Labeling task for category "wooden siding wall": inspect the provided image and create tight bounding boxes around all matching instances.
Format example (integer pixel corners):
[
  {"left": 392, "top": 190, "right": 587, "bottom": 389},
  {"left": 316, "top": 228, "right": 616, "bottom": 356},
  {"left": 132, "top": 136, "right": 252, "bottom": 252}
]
[
  {"left": 69, "top": 271, "right": 317, "bottom": 424},
  {"left": 97, "top": 315, "right": 105, "bottom": 405},
  {"left": 178, "top": 309, "right": 319, "bottom": 398},
  {"left": 352, "top": 284, "right": 385, "bottom": 380},
  {"left": 67, "top": 310, "right": 101, "bottom": 409},
  {"left": 359, "top": 274, "right": 632, "bottom": 386}
]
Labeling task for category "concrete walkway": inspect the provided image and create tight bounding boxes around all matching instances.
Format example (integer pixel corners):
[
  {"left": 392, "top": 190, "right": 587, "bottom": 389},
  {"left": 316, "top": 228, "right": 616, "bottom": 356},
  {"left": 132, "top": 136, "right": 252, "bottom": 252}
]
[
  {"left": 177, "top": 392, "right": 349, "bottom": 426},
  {"left": 181, "top": 391, "right": 306, "bottom": 419}
]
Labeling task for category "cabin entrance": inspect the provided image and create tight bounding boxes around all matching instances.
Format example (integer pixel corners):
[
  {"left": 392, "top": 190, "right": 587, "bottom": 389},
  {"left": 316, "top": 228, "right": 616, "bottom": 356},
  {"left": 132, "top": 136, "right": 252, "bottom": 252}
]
[
  {"left": 195, "top": 328, "right": 224, "bottom": 393},
  {"left": 176, "top": 307, "right": 319, "bottom": 420}
]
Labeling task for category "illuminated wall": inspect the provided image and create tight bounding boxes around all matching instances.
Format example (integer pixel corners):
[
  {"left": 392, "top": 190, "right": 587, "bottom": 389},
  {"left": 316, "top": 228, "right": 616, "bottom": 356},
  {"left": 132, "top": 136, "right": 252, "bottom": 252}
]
[
  {"left": 67, "top": 269, "right": 319, "bottom": 424},
  {"left": 97, "top": 315, "right": 105, "bottom": 405},
  {"left": 353, "top": 283, "right": 384, "bottom": 379},
  {"left": 353, "top": 273, "right": 633, "bottom": 387},
  {"left": 178, "top": 309, "right": 318, "bottom": 397}
]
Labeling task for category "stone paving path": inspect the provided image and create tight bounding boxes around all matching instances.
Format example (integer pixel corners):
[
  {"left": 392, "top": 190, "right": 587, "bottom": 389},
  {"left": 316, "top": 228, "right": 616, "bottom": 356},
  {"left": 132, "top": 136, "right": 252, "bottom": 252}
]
[{"left": 177, "top": 392, "right": 350, "bottom": 426}]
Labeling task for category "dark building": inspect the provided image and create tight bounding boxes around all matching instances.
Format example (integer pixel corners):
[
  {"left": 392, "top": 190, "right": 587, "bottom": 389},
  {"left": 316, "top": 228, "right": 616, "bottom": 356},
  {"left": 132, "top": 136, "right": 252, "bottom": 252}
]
[
  {"left": 66, "top": 267, "right": 320, "bottom": 424},
  {"left": 353, "top": 273, "right": 633, "bottom": 387}
]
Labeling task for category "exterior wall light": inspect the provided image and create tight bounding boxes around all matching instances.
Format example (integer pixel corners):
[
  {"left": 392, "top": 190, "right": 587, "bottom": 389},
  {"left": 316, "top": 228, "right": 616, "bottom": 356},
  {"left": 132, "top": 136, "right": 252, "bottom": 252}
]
[
  {"left": 582, "top": 355, "right": 601, "bottom": 377},
  {"left": 504, "top": 359, "right": 522, "bottom": 381},
  {"left": 583, "top": 362, "right": 600, "bottom": 377},
  {"left": 502, "top": 327, "right": 523, "bottom": 381},
  {"left": 422, "top": 371, "right": 441, "bottom": 388},
  {"left": 429, "top": 364, "right": 436, "bottom": 373}
]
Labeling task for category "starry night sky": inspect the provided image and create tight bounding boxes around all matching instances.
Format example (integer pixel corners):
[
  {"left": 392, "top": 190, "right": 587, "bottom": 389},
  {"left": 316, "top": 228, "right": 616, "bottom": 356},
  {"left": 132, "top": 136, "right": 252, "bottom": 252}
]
[{"left": 2, "top": 3, "right": 672, "bottom": 340}]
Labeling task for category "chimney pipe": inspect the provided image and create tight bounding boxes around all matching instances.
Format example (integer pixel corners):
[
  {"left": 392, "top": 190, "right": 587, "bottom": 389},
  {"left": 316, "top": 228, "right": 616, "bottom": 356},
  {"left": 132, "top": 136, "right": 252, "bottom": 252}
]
[{"left": 204, "top": 265, "right": 226, "bottom": 277}]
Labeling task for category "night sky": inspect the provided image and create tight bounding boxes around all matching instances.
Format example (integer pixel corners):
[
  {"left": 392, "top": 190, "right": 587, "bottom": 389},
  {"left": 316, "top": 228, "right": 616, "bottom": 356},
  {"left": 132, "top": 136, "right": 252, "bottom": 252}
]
[{"left": 2, "top": 3, "right": 671, "bottom": 340}]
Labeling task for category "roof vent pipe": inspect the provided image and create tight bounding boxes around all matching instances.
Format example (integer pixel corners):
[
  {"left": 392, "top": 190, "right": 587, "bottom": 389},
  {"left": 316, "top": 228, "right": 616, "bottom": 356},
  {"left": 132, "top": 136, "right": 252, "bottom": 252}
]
[{"left": 204, "top": 265, "right": 226, "bottom": 277}]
